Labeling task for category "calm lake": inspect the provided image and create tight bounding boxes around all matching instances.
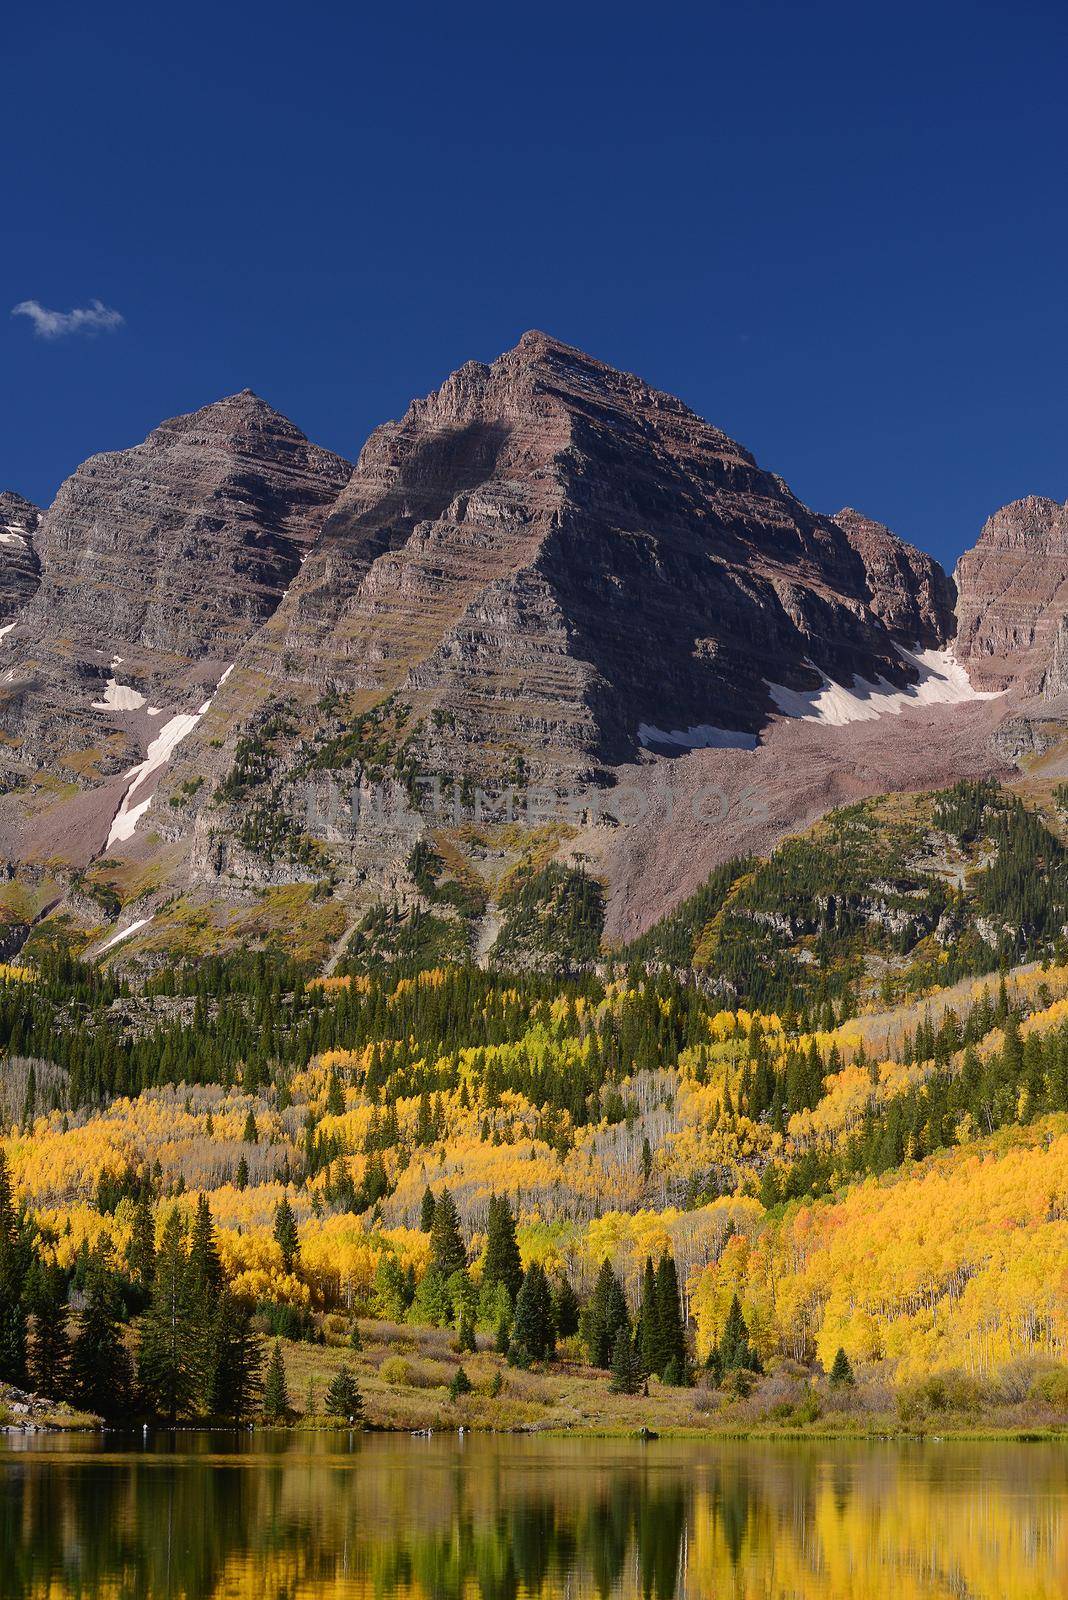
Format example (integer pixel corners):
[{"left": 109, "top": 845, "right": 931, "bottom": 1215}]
[{"left": 1, "top": 1431, "right": 1065, "bottom": 1598}]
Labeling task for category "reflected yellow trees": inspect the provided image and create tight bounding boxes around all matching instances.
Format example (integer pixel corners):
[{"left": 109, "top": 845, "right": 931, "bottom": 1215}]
[{"left": 2, "top": 1434, "right": 1066, "bottom": 1599}]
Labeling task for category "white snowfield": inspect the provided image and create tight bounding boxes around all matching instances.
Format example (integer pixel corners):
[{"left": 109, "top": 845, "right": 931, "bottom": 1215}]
[
  {"left": 638, "top": 721, "right": 758, "bottom": 752},
  {"left": 97, "top": 916, "right": 153, "bottom": 954},
  {"left": 105, "top": 663, "right": 234, "bottom": 848},
  {"left": 92, "top": 677, "right": 148, "bottom": 712},
  {"left": 766, "top": 644, "right": 1003, "bottom": 728},
  {"left": 0, "top": 621, "right": 16, "bottom": 643},
  {"left": 0, "top": 524, "right": 28, "bottom": 546}
]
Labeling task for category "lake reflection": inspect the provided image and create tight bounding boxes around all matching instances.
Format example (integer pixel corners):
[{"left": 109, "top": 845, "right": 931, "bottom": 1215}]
[{"left": 1, "top": 1431, "right": 1066, "bottom": 1598}]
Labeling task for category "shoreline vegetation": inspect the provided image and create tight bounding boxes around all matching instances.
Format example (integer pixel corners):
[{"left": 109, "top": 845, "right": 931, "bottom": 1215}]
[{"left": 3, "top": 1312, "right": 1066, "bottom": 1445}]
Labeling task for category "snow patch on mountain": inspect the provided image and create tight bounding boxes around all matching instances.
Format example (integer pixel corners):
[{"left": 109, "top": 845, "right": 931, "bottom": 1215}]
[
  {"left": 92, "top": 662, "right": 148, "bottom": 712},
  {"left": 767, "top": 645, "right": 1004, "bottom": 728},
  {"left": 105, "top": 664, "right": 234, "bottom": 848},
  {"left": 638, "top": 722, "right": 758, "bottom": 752},
  {"left": 98, "top": 916, "right": 153, "bottom": 954}
]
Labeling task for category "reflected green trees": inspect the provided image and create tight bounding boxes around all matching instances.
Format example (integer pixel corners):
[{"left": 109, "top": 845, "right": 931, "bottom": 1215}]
[{"left": 1, "top": 1434, "right": 1066, "bottom": 1599}]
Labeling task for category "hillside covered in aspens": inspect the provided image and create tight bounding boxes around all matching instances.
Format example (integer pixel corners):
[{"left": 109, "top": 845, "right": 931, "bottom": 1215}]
[{"left": 2, "top": 777, "right": 1068, "bottom": 1434}]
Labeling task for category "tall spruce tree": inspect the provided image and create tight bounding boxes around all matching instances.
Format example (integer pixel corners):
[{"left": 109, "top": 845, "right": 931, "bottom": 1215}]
[
  {"left": 429, "top": 1188, "right": 466, "bottom": 1278},
  {"left": 0, "top": 1150, "right": 28, "bottom": 1384},
  {"left": 26, "top": 1262, "right": 70, "bottom": 1399},
  {"left": 69, "top": 1249, "right": 132, "bottom": 1420},
  {"left": 583, "top": 1259, "right": 629, "bottom": 1369},
  {"left": 127, "top": 1190, "right": 156, "bottom": 1293},
  {"left": 419, "top": 1185, "right": 436, "bottom": 1232},
  {"left": 137, "top": 1209, "right": 198, "bottom": 1422},
  {"left": 188, "top": 1195, "right": 223, "bottom": 1301},
  {"left": 654, "top": 1252, "right": 688, "bottom": 1384},
  {"left": 609, "top": 1323, "right": 645, "bottom": 1395},
  {"left": 552, "top": 1277, "right": 580, "bottom": 1339},
  {"left": 482, "top": 1195, "right": 523, "bottom": 1303},
  {"left": 508, "top": 1262, "right": 555, "bottom": 1364},
  {"left": 636, "top": 1257, "right": 659, "bottom": 1377},
  {"left": 207, "top": 1291, "right": 263, "bottom": 1419},
  {"left": 263, "top": 1340, "right": 289, "bottom": 1420},
  {"left": 274, "top": 1197, "right": 300, "bottom": 1274}
]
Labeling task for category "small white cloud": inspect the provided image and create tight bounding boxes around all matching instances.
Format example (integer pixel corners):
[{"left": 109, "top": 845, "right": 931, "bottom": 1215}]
[{"left": 11, "top": 297, "right": 124, "bottom": 340}]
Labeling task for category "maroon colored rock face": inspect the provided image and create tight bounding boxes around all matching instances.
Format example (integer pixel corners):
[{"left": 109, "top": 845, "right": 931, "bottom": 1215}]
[
  {"left": 244, "top": 332, "right": 958, "bottom": 785},
  {"left": 954, "top": 496, "right": 1068, "bottom": 692},
  {"left": 24, "top": 390, "right": 351, "bottom": 688},
  {"left": 2, "top": 332, "right": 1051, "bottom": 951},
  {"left": 0, "top": 393, "right": 351, "bottom": 795},
  {"left": 832, "top": 506, "right": 957, "bottom": 649}
]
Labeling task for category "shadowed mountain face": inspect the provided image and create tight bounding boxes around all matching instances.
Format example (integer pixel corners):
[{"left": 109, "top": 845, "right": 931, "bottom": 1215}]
[
  {"left": 0, "top": 492, "right": 41, "bottom": 623},
  {"left": 242, "top": 332, "right": 958, "bottom": 783}
]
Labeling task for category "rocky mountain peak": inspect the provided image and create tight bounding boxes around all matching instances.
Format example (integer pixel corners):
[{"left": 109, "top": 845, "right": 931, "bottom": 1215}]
[
  {"left": 21, "top": 392, "right": 352, "bottom": 679},
  {"left": 832, "top": 506, "right": 957, "bottom": 649},
  {"left": 238, "top": 337, "right": 964, "bottom": 788},
  {"left": 0, "top": 398, "right": 352, "bottom": 821},
  {"left": 954, "top": 495, "right": 1068, "bottom": 691}
]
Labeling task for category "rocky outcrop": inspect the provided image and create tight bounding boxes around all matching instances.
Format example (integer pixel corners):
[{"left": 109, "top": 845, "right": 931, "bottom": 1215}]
[
  {"left": 954, "top": 496, "right": 1068, "bottom": 692},
  {"left": 833, "top": 506, "right": 956, "bottom": 648},
  {"left": 0, "top": 492, "right": 41, "bottom": 625},
  {"left": 240, "top": 332, "right": 957, "bottom": 786}
]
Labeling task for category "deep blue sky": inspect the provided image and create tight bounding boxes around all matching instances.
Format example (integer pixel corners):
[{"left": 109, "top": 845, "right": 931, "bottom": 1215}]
[{"left": 5, "top": 0, "right": 1066, "bottom": 571}]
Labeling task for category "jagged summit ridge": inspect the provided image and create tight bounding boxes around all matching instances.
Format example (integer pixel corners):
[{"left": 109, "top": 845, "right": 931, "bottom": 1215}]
[{"left": 241, "top": 334, "right": 957, "bottom": 785}]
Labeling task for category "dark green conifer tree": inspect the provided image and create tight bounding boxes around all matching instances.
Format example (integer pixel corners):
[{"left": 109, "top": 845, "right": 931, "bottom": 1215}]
[
  {"left": 127, "top": 1190, "right": 156, "bottom": 1293},
  {"left": 829, "top": 1346, "right": 855, "bottom": 1387},
  {"left": 583, "top": 1259, "right": 629, "bottom": 1369},
  {"left": 552, "top": 1277, "right": 580, "bottom": 1339},
  {"left": 324, "top": 1364, "right": 363, "bottom": 1420},
  {"left": 609, "top": 1324, "right": 645, "bottom": 1395},
  {"left": 0, "top": 1151, "right": 28, "bottom": 1384},
  {"left": 481, "top": 1195, "right": 523, "bottom": 1302},
  {"left": 420, "top": 1185, "right": 436, "bottom": 1231},
  {"left": 263, "top": 1340, "right": 290, "bottom": 1420},
  {"left": 714, "top": 1294, "right": 762, "bottom": 1375},
  {"left": 636, "top": 1257, "right": 658, "bottom": 1376},
  {"left": 654, "top": 1252, "right": 688, "bottom": 1384},
  {"left": 448, "top": 1365, "right": 472, "bottom": 1400},
  {"left": 188, "top": 1195, "right": 223, "bottom": 1301},
  {"left": 69, "top": 1249, "right": 132, "bottom": 1420},
  {"left": 428, "top": 1188, "right": 466, "bottom": 1277},
  {"left": 273, "top": 1197, "right": 300, "bottom": 1274},
  {"left": 27, "top": 1262, "right": 70, "bottom": 1398},
  {"left": 508, "top": 1262, "right": 555, "bottom": 1364},
  {"left": 137, "top": 1209, "right": 198, "bottom": 1421},
  {"left": 207, "top": 1291, "right": 263, "bottom": 1420}
]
